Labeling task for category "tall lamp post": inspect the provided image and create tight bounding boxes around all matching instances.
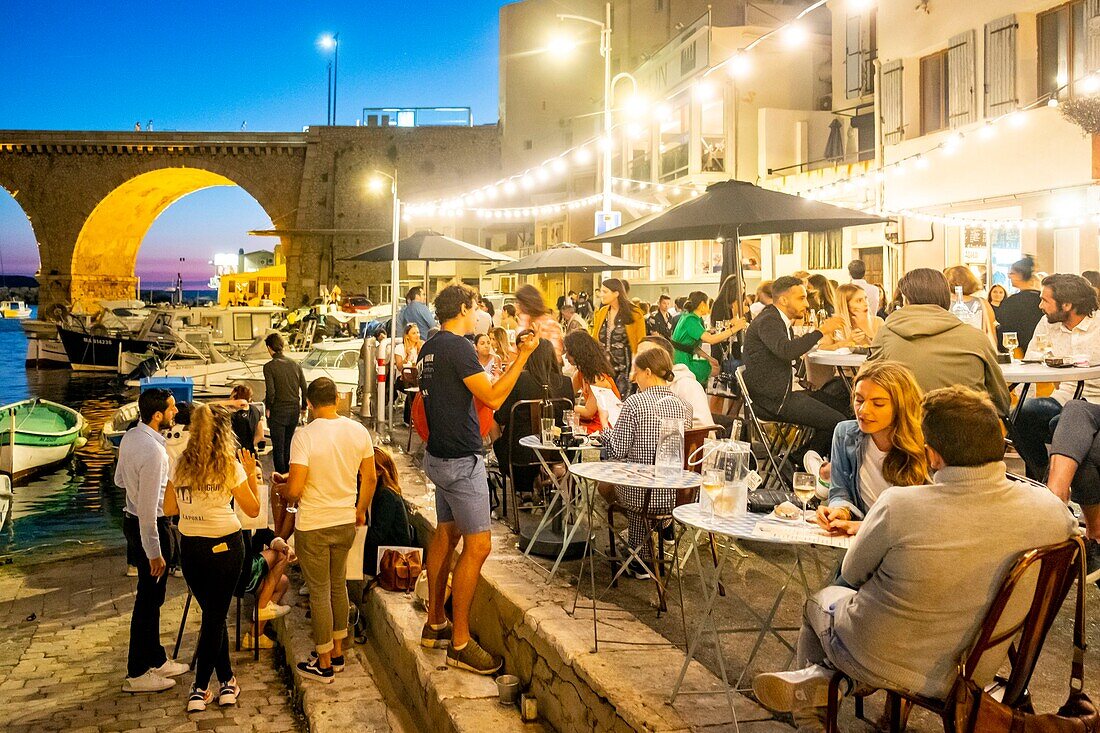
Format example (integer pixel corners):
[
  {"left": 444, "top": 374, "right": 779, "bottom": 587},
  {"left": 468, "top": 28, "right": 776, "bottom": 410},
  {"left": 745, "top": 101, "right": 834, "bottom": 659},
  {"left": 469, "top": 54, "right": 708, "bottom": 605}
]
[
  {"left": 320, "top": 33, "right": 340, "bottom": 125},
  {"left": 368, "top": 170, "right": 400, "bottom": 442}
]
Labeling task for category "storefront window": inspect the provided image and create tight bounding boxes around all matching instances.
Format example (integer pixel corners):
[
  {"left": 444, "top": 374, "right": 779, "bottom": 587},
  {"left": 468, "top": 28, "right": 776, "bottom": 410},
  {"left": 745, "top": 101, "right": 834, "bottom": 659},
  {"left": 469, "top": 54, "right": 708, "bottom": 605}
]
[
  {"left": 657, "top": 242, "right": 682, "bottom": 278},
  {"left": 622, "top": 244, "right": 650, "bottom": 281},
  {"left": 629, "top": 125, "right": 651, "bottom": 182},
  {"left": 660, "top": 95, "right": 690, "bottom": 181},
  {"left": 696, "top": 241, "right": 722, "bottom": 275},
  {"left": 701, "top": 99, "right": 725, "bottom": 173}
]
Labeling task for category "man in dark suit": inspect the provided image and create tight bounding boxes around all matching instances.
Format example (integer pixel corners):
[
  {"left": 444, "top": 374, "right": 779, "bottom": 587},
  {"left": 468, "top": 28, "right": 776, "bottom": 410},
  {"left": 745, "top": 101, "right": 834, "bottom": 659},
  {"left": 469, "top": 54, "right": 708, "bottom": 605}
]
[
  {"left": 646, "top": 294, "right": 674, "bottom": 339},
  {"left": 743, "top": 276, "right": 850, "bottom": 457}
]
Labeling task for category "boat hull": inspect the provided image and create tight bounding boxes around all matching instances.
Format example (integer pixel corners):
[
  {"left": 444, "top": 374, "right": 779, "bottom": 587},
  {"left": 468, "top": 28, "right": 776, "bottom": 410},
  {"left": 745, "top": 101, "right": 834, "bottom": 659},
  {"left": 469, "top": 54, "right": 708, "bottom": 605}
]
[
  {"left": 25, "top": 337, "right": 70, "bottom": 367},
  {"left": 57, "top": 327, "right": 164, "bottom": 372},
  {"left": 0, "top": 399, "right": 83, "bottom": 483},
  {"left": 0, "top": 442, "right": 76, "bottom": 482}
]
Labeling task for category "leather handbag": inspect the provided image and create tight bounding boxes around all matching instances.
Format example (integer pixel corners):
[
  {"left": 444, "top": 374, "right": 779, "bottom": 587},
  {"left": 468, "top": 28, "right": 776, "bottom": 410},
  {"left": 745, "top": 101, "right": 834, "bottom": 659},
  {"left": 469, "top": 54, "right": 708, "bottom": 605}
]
[
  {"left": 953, "top": 550, "right": 1099, "bottom": 732},
  {"left": 378, "top": 548, "right": 422, "bottom": 593}
]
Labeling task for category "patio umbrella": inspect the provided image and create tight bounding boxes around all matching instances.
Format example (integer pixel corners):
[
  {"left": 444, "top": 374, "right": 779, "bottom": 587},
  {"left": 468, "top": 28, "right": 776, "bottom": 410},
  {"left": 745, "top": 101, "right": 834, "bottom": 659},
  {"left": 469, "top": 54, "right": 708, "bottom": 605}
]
[
  {"left": 343, "top": 230, "right": 514, "bottom": 292},
  {"left": 486, "top": 242, "right": 644, "bottom": 299},
  {"left": 824, "top": 118, "right": 845, "bottom": 162},
  {"left": 587, "top": 179, "right": 888, "bottom": 311}
]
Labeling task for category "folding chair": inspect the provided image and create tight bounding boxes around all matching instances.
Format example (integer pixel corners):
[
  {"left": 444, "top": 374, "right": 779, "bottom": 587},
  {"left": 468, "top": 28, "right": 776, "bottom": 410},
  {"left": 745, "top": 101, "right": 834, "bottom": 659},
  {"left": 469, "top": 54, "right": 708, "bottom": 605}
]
[
  {"left": 824, "top": 536, "right": 1085, "bottom": 733},
  {"left": 501, "top": 398, "right": 573, "bottom": 532},
  {"left": 734, "top": 365, "right": 812, "bottom": 491}
]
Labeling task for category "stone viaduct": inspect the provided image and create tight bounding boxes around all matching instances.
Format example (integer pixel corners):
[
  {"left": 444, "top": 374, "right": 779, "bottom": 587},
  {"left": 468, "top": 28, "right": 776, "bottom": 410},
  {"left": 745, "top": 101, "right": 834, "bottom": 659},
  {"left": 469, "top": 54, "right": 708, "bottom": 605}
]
[{"left": 0, "top": 126, "right": 500, "bottom": 312}]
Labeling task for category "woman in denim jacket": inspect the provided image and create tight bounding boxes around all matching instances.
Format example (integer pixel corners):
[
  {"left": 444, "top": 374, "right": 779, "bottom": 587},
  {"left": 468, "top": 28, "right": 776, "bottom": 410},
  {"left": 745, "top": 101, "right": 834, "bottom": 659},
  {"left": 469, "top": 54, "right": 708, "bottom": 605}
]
[{"left": 815, "top": 361, "right": 929, "bottom": 536}]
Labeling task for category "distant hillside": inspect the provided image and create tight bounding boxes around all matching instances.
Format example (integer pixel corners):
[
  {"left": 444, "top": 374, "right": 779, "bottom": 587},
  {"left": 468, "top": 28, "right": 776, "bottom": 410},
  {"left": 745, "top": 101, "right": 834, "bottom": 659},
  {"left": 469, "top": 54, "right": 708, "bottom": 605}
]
[{"left": 0, "top": 275, "right": 37, "bottom": 287}]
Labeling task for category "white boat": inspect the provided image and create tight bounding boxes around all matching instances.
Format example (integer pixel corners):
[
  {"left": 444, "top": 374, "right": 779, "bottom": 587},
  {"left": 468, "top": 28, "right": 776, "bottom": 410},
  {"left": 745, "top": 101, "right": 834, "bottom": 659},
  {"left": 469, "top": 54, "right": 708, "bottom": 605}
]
[
  {"left": 240, "top": 338, "right": 363, "bottom": 406},
  {"left": 0, "top": 399, "right": 87, "bottom": 483},
  {"left": 101, "top": 402, "right": 140, "bottom": 455},
  {"left": 0, "top": 475, "right": 12, "bottom": 531},
  {"left": 0, "top": 299, "right": 32, "bottom": 319}
]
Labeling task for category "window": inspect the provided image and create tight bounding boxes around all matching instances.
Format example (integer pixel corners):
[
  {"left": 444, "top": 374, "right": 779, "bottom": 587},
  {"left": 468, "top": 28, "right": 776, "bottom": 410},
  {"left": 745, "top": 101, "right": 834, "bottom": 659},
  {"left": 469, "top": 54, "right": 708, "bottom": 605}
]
[
  {"left": 623, "top": 244, "right": 650, "bottom": 281},
  {"left": 779, "top": 233, "right": 794, "bottom": 255},
  {"left": 659, "top": 94, "right": 690, "bottom": 181},
  {"left": 881, "top": 59, "right": 904, "bottom": 143},
  {"left": 630, "top": 132, "right": 651, "bottom": 182},
  {"left": 1038, "top": 2, "right": 1086, "bottom": 99},
  {"left": 700, "top": 99, "right": 725, "bottom": 172},
  {"left": 920, "top": 50, "right": 949, "bottom": 135},
  {"left": 806, "top": 230, "right": 843, "bottom": 270},
  {"left": 845, "top": 11, "right": 877, "bottom": 98},
  {"left": 696, "top": 241, "right": 722, "bottom": 275},
  {"left": 657, "top": 242, "right": 682, "bottom": 278},
  {"left": 985, "top": 15, "right": 1018, "bottom": 116}
]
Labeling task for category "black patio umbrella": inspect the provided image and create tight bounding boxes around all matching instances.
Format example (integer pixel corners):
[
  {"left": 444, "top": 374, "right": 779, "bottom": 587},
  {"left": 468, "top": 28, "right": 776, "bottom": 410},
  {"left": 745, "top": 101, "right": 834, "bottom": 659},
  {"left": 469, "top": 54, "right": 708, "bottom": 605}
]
[
  {"left": 587, "top": 179, "right": 889, "bottom": 311},
  {"left": 824, "top": 118, "right": 846, "bottom": 162},
  {"left": 343, "top": 229, "right": 514, "bottom": 291}
]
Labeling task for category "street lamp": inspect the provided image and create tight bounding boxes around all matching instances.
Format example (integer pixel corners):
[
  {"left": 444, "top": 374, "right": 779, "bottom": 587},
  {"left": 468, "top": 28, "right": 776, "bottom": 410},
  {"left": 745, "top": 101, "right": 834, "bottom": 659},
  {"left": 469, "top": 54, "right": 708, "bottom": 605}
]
[
  {"left": 368, "top": 170, "right": 400, "bottom": 441},
  {"left": 320, "top": 33, "right": 340, "bottom": 125}
]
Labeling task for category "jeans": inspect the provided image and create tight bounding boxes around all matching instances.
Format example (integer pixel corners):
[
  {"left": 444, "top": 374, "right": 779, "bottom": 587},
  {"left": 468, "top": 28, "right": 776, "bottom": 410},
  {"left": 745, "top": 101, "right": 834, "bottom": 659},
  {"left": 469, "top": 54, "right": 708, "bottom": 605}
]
[
  {"left": 1013, "top": 397, "right": 1062, "bottom": 480},
  {"left": 180, "top": 531, "right": 245, "bottom": 689},
  {"left": 1049, "top": 399, "right": 1100, "bottom": 506},
  {"left": 295, "top": 523, "right": 356, "bottom": 654},
  {"left": 268, "top": 412, "right": 299, "bottom": 474},
  {"left": 123, "top": 514, "right": 172, "bottom": 678}
]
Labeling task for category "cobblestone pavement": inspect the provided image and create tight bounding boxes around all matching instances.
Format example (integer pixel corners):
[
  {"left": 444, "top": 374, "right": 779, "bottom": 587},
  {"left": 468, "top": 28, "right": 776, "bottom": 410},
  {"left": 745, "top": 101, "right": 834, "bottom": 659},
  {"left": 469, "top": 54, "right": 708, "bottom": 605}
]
[{"left": 0, "top": 549, "right": 305, "bottom": 733}]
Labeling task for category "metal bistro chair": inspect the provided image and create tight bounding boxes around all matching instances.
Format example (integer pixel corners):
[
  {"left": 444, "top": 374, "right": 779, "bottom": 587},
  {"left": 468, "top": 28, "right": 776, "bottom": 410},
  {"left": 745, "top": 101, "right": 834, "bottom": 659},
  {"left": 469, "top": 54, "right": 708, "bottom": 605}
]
[
  {"left": 824, "top": 536, "right": 1085, "bottom": 733},
  {"left": 734, "top": 365, "right": 812, "bottom": 491},
  {"left": 401, "top": 365, "right": 420, "bottom": 455},
  {"left": 501, "top": 397, "right": 574, "bottom": 532}
]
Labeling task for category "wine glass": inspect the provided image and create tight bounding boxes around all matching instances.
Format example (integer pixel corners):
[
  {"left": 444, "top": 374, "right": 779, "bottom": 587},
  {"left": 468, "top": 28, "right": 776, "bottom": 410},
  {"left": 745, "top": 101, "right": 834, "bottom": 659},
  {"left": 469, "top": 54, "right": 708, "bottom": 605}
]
[
  {"left": 1034, "top": 333, "right": 1053, "bottom": 357},
  {"left": 1003, "top": 331, "right": 1019, "bottom": 361},
  {"left": 792, "top": 472, "right": 816, "bottom": 523},
  {"left": 702, "top": 469, "right": 724, "bottom": 519}
]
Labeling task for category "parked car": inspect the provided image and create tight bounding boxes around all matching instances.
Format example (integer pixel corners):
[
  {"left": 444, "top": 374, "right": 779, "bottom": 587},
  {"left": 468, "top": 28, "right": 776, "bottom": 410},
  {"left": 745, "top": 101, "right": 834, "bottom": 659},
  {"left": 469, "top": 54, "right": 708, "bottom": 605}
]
[{"left": 341, "top": 295, "right": 374, "bottom": 313}]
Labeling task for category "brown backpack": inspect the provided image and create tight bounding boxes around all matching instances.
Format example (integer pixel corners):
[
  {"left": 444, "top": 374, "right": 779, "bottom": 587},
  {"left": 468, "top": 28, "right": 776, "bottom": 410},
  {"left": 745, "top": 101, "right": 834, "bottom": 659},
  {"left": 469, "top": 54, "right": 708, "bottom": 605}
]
[{"left": 378, "top": 549, "right": 422, "bottom": 593}]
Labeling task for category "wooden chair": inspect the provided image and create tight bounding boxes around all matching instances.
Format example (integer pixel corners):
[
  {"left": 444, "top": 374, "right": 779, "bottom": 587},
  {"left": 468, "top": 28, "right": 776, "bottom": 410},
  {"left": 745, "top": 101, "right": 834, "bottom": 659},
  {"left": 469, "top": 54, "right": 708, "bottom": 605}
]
[{"left": 824, "top": 536, "right": 1085, "bottom": 733}]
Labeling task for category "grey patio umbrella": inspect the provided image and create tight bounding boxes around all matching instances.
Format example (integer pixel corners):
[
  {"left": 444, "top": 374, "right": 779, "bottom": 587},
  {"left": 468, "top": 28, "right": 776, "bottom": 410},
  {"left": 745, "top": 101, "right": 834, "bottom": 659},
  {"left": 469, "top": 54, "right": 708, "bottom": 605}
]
[
  {"left": 343, "top": 229, "right": 514, "bottom": 291},
  {"left": 486, "top": 242, "right": 644, "bottom": 297},
  {"left": 824, "top": 118, "right": 846, "bottom": 162},
  {"left": 587, "top": 179, "right": 889, "bottom": 311}
]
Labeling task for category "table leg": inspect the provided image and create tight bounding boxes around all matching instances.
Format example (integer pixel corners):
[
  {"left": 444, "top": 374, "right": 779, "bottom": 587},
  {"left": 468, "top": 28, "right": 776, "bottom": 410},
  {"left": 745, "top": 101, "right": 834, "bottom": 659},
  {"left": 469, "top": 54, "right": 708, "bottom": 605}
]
[
  {"left": 1009, "top": 382, "right": 1031, "bottom": 427},
  {"left": 521, "top": 450, "right": 566, "bottom": 561}
]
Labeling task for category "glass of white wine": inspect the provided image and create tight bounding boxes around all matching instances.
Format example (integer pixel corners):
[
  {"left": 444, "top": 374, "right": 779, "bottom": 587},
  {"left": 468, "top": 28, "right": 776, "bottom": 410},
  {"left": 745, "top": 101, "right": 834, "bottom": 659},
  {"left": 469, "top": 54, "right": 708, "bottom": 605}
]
[
  {"left": 1003, "top": 331, "right": 1019, "bottom": 362},
  {"left": 702, "top": 469, "right": 724, "bottom": 520},
  {"left": 792, "top": 472, "right": 816, "bottom": 523}
]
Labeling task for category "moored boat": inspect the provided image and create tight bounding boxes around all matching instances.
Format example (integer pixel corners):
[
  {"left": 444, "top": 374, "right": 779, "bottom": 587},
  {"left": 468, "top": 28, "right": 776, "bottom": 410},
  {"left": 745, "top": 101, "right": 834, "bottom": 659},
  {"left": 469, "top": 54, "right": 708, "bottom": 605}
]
[
  {"left": 0, "top": 399, "right": 86, "bottom": 483},
  {"left": 0, "top": 299, "right": 32, "bottom": 319}
]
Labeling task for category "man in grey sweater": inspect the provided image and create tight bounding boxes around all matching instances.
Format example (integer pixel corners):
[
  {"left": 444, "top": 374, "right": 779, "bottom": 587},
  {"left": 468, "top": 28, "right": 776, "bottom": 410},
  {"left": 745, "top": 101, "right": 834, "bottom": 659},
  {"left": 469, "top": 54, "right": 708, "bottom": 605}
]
[{"left": 753, "top": 385, "right": 1077, "bottom": 732}]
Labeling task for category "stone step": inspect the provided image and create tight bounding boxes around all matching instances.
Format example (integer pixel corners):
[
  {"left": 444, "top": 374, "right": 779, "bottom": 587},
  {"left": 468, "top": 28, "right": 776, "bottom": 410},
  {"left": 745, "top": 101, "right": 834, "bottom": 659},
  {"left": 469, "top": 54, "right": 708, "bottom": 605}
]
[{"left": 386, "top": 447, "right": 778, "bottom": 732}]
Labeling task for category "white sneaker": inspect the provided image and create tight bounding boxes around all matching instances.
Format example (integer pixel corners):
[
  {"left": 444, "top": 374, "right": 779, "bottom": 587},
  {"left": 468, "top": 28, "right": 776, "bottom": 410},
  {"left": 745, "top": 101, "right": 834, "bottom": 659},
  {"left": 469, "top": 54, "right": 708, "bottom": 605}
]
[
  {"left": 752, "top": 665, "right": 835, "bottom": 713},
  {"left": 803, "top": 451, "right": 830, "bottom": 500},
  {"left": 154, "top": 659, "right": 190, "bottom": 678},
  {"left": 122, "top": 669, "right": 175, "bottom": 693},
  {"left": 258, "top": 601, "right": 291, "bottom": 621}
]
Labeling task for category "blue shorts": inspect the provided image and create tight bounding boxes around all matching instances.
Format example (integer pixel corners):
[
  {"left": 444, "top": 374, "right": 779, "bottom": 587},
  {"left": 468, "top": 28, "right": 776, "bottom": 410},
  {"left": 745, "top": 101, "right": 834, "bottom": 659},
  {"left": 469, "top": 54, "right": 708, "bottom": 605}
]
[{"left": 423, "top": 452, "right": 491, "bottom": 535}]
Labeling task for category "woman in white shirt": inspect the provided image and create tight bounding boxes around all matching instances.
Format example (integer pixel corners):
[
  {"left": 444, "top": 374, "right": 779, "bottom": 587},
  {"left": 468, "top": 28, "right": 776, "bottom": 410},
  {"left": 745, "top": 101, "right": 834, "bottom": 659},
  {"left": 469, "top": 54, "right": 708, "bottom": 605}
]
[
  {"left": 394, "top": 324, "right": 423, "bottom": 425},
  {"left": 163, "top": 405, "right": 259, "bottom": 712},
  {"left": 814, "top": 361, "right": 928, "bottom": 536}
]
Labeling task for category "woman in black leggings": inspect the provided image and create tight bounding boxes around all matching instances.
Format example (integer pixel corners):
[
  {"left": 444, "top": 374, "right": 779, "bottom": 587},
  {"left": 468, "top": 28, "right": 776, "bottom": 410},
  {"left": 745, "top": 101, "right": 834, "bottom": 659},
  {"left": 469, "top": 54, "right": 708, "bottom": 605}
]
[{"left": 164, "top": 405, "right": 260, "bottom": 712}]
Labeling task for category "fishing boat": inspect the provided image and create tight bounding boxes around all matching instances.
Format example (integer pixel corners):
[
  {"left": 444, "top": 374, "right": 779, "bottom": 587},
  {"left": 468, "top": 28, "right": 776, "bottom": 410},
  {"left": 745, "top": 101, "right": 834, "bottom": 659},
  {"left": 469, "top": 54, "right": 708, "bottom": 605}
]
[
  {"left": 0, "top": 399, "right": 86, "bottom": 483},
  {"left": 101, "top": 401, "right": 140, "bottom": 455},
  {"left": 0, "top": 299, "right": 31, "bottom": 319}
]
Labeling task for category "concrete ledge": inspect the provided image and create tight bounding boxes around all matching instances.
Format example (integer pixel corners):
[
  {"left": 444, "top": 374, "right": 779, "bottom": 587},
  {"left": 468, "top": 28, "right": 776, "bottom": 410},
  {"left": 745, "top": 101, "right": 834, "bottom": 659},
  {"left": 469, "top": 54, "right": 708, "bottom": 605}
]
[{"left": 390, "top": 450, "right": 775, "bottom": 732}]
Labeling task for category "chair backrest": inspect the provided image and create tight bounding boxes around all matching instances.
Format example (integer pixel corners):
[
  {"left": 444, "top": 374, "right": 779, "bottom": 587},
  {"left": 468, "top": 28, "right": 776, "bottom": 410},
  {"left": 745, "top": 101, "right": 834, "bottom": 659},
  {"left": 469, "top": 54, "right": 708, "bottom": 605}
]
[
  {"left": 961, "top": 537, "right": 1082, "bottom": 707},
  {"left": 504, "top": 397, "right": 575, "bottom": 459}
]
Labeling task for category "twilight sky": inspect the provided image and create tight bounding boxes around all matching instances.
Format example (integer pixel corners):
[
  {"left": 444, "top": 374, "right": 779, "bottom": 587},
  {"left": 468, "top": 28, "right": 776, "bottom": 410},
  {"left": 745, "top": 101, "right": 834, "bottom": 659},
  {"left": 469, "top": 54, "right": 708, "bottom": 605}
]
[{"left": 0, "top": 0, "right": 508, "bottom": 285}]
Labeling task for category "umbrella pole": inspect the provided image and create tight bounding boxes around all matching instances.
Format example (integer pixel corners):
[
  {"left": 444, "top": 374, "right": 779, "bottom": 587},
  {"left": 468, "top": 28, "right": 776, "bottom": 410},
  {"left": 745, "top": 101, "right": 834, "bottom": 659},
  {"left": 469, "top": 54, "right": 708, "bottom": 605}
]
[
  {"left": 424, "top": 261, "right": 430, "bottom": 297},
  {"left": 735, "top": 226, "right": 745, "bottom": 319}
]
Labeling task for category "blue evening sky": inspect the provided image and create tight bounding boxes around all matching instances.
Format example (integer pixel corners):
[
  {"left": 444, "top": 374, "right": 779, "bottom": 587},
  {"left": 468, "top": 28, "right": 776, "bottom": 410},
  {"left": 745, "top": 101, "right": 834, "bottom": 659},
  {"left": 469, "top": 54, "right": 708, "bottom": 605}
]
[{"left": 0, "top": 0, "right": 508, "bottom": 284}]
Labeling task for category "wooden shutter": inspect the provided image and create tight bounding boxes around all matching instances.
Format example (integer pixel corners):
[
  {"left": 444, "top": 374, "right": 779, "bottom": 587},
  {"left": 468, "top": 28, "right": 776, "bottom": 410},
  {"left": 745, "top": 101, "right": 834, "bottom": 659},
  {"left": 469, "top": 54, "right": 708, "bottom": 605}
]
[
  {"left": 1087, "top": 0, "right": 1100, "bottom": 73},
  {"left": 881, "top": 59, "right": 904, "bottom": 144},
  {"left": 846, "top": 15, "right": 863, "bottom": 98},
  {"left": 984, "top": 16, "right": 1017, "bottom": 117},
  {"left": 948, "top": 30, "right": 977, "bottom": 128}
]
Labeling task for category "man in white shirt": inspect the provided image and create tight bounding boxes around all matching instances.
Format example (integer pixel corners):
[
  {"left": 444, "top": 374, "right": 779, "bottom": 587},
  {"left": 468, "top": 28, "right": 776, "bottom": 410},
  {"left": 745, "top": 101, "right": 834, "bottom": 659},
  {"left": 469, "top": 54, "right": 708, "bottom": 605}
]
[
  {"left": 115, "top": 388, "right": 189, "bottom": 693},
  {"left": 848, "top": 259, "right": 879, "bottom": 317},
  {"left": 276, "top": 377, "right": 377, "bottom": 682},
  {"left": 1014, "top": 274, "right": 1100, "bottom": 481},
  {"left": 474, "top": 299, "right": 493, "bottom": 335}
]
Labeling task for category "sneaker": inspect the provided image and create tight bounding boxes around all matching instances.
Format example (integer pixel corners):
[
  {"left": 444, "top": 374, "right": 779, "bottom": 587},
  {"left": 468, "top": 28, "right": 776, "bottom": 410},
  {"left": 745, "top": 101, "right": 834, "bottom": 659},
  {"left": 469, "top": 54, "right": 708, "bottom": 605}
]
[
  {"left": 121, "top": 669, "right": 175, "bottom": 693},
  {"left": 296, "top": 657, "right": 334, "bottom": 683},
  {"left": 186, "top": 686, "right": 214, "bottom": 712},
  {"left": 421, "top": 621, "right": 453, "bottom": 649},
  {"left": 241, "top": 631, "right": 274, "bottom": 649},
  {"left": 1085, "top": 538, "right": 1100, "bottom": 587},
  {"left": 752, "top": 665, "right": 835, "bottom": 714},
  {"left": 125, "top": 565, "right": 138, "bottom": 577},
  {"left": 217, "top": 677, "right": 241, "bottom": 706},
  {"left": 154, "top": 659, "right": 190, "bottom": 678},
  {"left": 258, "top": 601, "right": 291, "bottom": 621},
  {"left": 625, "top": 560, "right": 652, "bottom": 580},
  {"left": 169, "top": 566, "right": 185, "bottom": 578},
  {"left": 803, "top": 451, "right": 830, "bottom": 500},
  {"left": 309, "top": 650, "right": 345, "bottom": 672},
  {"left": 446, "top": 639, "right": 502, "bottom": 675}
]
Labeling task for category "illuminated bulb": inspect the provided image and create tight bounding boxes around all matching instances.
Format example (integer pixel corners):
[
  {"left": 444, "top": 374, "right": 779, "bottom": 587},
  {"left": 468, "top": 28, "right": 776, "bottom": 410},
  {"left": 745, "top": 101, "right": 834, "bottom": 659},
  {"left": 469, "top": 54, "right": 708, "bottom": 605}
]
[
  {"left": 1008, "top": 111, "right": 1025, "bottom": 127},
  {"left": 1048, "top": 97, "right": 1060, "bottom": 108},
  {"left": 915, "top": 156, "right": 929, "bottom": 170},
  {"left": 503, "top": 181, "right": 518, "bottom": 195},
  {"left": 535, "top": 167, "right": 550, "bottom": 183},
  {"left": 623, "top": 95, "right": 647, "bottom": 118},
  {"left": 942, "top": 133, "right": 963, "bottom": 154},
  {"left": 628, "top": 123, "right": 645, "bottom": 139},
  {"left": 546, "top": 33, "right": 577, "bottom": 56},
  {"left": 728, "top": 53, "right": 751, "bottom": 78},
  {"left": 484, "top": 185, "right": 497, "bottom": 200},
  {"left": 979, "top": 123, "right": 996, "bottom": 140},
  {"left": 782, "top": 23, "right": 807, "bottom": 48},
  {"left": 1083, "top": 75, "right": 1100, "bottom": 94},
  {"left": 574, "top": 147, "right": 592, "bottom": 164},
  {"left": 654, "top": 104, "right": 672, "bottom": 121},
  {"left": 691, "top": 190, "right": 700, "bottom": 198},
  {"left": 672, "top": 187, "right": 682, "bottom": 195},
  {"left": 848, "top": 0, "right": 874, "bottom": 10},
  {"left": 402, "top": 213, "right": 411, "bottom": 222},
  {"left": 694, "top": 81, "right": 714, "bottom": 101},
  {"left": 521, "top": 174, "right": 535, "bottom": 190},
  {"left": 656, "top": 184, "right": 666, "bottom": 193},
  {"left": 551, "top": 157, "right": 568, "bottom": 174},
  {"left": 597, "top": 136, "right": 612, "bottom": 151}
]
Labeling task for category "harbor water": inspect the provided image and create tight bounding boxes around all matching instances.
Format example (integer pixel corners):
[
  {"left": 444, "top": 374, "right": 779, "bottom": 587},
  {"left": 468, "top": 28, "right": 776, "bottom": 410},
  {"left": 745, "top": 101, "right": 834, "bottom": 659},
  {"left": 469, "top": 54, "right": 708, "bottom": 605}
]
[{"left": 0, "top": 312, "right": 129, "bottom": 563}]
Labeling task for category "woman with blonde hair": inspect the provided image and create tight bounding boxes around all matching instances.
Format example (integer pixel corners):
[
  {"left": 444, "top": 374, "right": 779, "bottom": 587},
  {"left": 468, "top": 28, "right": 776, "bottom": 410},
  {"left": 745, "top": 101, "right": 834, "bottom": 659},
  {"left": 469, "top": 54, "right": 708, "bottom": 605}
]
[
  {"left": 489, "top": 327, "right": 515, "bottom": 369},
  {"left": 818, "top": 283, "right": 885, "bottom": 350},
  {"left": 943, "top": 265, "right": 998, "bottom": 345},
  {"left": 163, "top": 405, "right": 259, "bottom": 712},
  {"left": 515, "top": 283, "right": 564, "bottom": 356},
  {"left": 813, "top": 361, "right": 928, "bottom": 537}
]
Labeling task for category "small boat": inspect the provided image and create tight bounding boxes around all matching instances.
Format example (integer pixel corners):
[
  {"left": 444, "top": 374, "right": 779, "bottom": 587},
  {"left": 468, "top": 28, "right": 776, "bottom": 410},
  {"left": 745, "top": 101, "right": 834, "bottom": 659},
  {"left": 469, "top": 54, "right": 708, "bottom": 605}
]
[
  {"left": 0, "top": 299, "right": 32, "bottom": 319},
  {"left": 240, "top": 338, "right": 363, "bottom": 406},
  {"left": 101, "top": 401, "right": 140, "bottom": 455},
  {"left": 0, "top": 399, "right": 86, "bottom": 483},
  {"left": 0, "top": 475, "right": 12, "bottom": 530}
]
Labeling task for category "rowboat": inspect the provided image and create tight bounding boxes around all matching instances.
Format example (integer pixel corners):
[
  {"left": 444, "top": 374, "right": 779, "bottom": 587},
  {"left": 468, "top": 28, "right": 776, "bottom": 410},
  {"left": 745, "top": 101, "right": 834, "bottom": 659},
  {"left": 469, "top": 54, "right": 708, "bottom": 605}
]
[{"left": 0, "top": 399, "right": 86, "bottom": 483}]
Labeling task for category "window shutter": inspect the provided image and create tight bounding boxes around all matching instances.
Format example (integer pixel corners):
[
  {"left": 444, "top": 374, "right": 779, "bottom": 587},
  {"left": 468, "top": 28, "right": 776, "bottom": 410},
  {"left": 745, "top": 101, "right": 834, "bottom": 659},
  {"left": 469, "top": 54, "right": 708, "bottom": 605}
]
[
  {"left": 881, "top": 59, "right": 904, "bottom": 144},
  {"left": 947, "top": 30, "right": 977, "bottom": 128},
  {"left": 1087, "top": 0, "right": 1100, "bottom": 73},
  {"left": 846, "top": 15, "right": 863, "bottom": 98},
  {"left": 985, "top": 16, "right": 1017, "bottom": 117}
]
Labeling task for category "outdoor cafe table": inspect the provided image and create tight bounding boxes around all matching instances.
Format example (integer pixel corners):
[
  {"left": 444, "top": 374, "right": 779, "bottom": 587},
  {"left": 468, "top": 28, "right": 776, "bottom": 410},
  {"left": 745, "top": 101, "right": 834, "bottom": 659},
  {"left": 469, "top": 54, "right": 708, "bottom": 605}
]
[
  {"left": 668, "top": 503, "right": 851, "bottom": 725},
  {"left": 517, "top": 434, "right": 593, "bottom": 581},
  {"left": 567, "top": 460, "right": 701, "bottom": 651}
]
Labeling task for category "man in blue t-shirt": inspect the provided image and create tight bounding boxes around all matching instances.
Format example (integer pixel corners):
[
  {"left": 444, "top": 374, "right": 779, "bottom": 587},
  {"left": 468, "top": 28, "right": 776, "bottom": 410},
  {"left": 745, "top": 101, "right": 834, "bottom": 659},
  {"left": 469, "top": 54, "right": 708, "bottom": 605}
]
[{"left": 417, "top": 283, "right": 538, "bottom": 675}]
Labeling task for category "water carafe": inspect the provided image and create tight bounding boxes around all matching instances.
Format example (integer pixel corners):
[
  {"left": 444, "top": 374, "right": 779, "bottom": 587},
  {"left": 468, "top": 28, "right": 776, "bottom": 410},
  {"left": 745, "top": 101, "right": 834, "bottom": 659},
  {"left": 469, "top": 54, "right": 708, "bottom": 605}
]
[{"left": 654, "top": 417, "right": 684, "bottom": 478}]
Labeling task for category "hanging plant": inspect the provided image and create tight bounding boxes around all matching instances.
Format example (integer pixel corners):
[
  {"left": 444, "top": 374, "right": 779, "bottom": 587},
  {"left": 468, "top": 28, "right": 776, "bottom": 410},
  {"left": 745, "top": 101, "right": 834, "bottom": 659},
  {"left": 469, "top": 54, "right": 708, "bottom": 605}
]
[{"left": 1060, "top": 97, "right": 1100, "bottom": 135}]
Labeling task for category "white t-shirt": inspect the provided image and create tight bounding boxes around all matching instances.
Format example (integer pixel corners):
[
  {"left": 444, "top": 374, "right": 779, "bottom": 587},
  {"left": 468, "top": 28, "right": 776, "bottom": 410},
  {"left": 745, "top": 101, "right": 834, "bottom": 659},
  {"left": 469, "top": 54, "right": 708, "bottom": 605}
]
[
  {"left": 858, "top": 439, "right": 891, "bottom": 509},
  {"left": 289, "top": 416, "right": 374, "bottom": 531},
  {"left": 172, "top": 462, "right": 248, "bottom": 538},
  {"left": 670, "top": 364, "right": 714, "bottom": 429}
]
